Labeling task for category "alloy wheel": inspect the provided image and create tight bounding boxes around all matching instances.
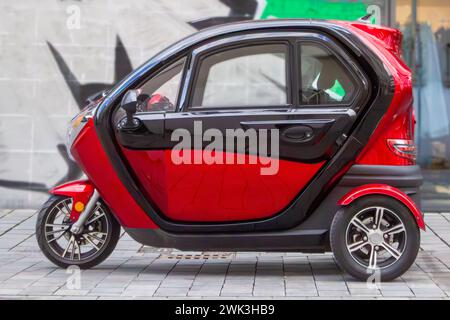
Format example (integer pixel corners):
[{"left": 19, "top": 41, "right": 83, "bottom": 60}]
[
  {"left": 44, "top": 198, "right": 110, "bottom": 262},
  {"left": 345, "top": 206, "right": 407, "bottom": 270}
]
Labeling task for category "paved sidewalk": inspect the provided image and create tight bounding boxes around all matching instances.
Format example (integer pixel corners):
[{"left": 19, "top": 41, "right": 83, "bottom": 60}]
[{"left": 0, "top": 209, "right": 450, "bottom": 299}]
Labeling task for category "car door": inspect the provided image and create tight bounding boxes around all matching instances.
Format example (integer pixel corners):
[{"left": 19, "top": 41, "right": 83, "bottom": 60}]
[{"left": 117, "top": 32, "right": 368, "bottom": 224}]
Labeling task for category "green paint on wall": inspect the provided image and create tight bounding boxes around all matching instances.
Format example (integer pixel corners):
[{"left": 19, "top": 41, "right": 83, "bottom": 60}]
[{"left": 260, "top": 0, "right": 371, "bottom": 22}]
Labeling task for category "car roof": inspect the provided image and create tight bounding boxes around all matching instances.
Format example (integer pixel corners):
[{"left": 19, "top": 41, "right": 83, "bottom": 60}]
[
  {"left": 176, "top": 19, "right": 342, "bottom": 47},
  {"left": 151, "top": 19, "right": 348, "bottom": 64}
]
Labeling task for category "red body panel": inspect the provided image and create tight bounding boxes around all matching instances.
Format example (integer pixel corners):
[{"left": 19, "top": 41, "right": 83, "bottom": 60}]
[
  {"left": 344, "top": 22, "right": 403, "bottom": 57},
  {"left": 339, "top": 184, "right": 425, "bottom": 230},
  {"left": 336, "top": 22, "right": 415, "bottom": 166},
  {"left": 122, "top": 148, "right": 324, "bottom": 222},
  {"left": 50, "top": 180, "right": 94, "bottom": 222},
  {"left": 70, "top": 120, "right": 156, "bottom": 229}
]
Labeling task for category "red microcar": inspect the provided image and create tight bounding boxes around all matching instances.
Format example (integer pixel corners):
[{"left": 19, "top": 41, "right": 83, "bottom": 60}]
[{"left": 35, "top": 19, "right": 423, "bottom": 281}]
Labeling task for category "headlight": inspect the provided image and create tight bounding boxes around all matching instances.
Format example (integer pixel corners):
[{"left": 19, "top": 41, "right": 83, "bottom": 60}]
[{"left": 66, "top": 105, "right": 96, "bottom": 160}]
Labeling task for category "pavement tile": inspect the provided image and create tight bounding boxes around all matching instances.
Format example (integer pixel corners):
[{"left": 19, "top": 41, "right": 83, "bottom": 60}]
[{"left": 1, "top": 210, "right": 450, "bottom": 299}]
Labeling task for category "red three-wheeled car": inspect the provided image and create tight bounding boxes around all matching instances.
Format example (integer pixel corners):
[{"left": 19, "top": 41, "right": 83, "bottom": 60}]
[{"left": 36, "top": 19, "right": 424, "bottom": 281}]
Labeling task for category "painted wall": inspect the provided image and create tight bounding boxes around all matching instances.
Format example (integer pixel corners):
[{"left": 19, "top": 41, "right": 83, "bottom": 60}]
[
  {"left": 0, "top": 0, "right": 227, "bottom": 208},
  {"left": 0, "top": 0, "right": 387, "bottom": 208}
]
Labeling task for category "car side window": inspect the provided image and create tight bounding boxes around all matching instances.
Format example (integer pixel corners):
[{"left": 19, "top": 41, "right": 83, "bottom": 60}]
[
  {"left": 136, "top": 58, "right": 185, "bottom": 113},
  {"left": 191, "top": 44, "right": 288, "bottom": 108},
  {"left": 299, "top": 43, "right": 356, "bottom": 106}
]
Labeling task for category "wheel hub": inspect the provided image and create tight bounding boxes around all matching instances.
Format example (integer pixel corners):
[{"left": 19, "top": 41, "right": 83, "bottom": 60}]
[{"left": 368, "top": 231, "right": 384, "bottom": 246}]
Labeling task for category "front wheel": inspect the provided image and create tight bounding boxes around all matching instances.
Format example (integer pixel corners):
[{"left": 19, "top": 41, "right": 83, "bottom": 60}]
[
  {"left": 330, "top": 196, "right": 420, "bottom": 281},
  {"left": 36, "top": 195, "right": 120, "bottom": 269}
]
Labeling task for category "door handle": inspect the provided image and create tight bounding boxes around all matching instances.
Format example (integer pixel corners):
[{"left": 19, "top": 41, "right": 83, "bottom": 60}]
[
  {"left": 240, "top": 119, "right": 334, "bottom": 144},
  {"left": 281, "top": 125, "right": 314, "bottom": 143}
]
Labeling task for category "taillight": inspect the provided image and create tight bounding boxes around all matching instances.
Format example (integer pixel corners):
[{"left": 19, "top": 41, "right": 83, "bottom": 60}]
[{"left": 387, "top": 139, "right": 416, "bottom": 161}]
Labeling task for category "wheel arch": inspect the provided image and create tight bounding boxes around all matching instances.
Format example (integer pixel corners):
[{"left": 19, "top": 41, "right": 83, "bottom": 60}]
[{"left": 338, "top": 184, "right": 425, "bottom": 230}]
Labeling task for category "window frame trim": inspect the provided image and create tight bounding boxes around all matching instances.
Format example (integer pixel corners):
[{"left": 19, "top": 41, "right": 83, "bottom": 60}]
[
  {"left": 182, "top": 33, "right": 297, "bottom": 112},
  {"left": 294, "top": 36, "right": 369, "bottom": 109},
  {"left": 179, "top": 31, "right": 369, "bottom": 113}
]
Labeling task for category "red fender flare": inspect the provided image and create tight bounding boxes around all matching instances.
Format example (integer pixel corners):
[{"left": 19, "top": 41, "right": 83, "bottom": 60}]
[
  {"left": 338, "top": 184, "right": 425, "bottom": 230},
  {"left": 50, "top": 180, "right": 94, "bottom": 222}
]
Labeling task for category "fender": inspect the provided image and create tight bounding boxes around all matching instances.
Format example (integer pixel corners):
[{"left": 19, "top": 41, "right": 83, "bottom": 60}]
[
  {"left": 338, "top": 184, "right": 425, "bottom": 230},
  {"left": 50, "top": 180, "right": 94, "bottom": 222}
]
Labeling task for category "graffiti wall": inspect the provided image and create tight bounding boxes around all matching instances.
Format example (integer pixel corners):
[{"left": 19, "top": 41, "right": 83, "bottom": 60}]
[{"left": 0, "top": 0, "right": 385, "bottom": 208}]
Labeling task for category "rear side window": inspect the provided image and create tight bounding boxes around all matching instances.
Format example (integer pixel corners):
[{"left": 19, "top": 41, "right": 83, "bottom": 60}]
[
  {"left": 299, "top": 43, "right": 356, "bottom": 106},
  {"left": 191, "top": 44, "right": 288, "bottom": 108}
]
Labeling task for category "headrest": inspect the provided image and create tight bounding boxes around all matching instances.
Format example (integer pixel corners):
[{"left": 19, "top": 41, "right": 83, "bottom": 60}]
[{"left": 317, "top": 58, "right": 340, "bottom": 90}]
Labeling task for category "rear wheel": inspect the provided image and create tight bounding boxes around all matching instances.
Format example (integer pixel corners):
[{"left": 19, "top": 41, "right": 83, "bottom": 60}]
[
  {"left": 36, "top": 195, "right": 120, "bottom": 269},
  {"left": 330, "top": 196, "right": 420, "bottom": 281}
]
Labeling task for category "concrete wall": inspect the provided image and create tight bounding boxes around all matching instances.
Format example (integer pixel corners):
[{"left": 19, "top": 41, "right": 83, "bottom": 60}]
[
  {"left": 2, "top": 0, "right": 448, "bottom": 209},
  {"left": 0, "top": 0, "right": 229, "bottom": 208}
]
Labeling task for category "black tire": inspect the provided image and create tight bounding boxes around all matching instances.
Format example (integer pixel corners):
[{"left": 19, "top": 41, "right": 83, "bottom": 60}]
[
  {"left": 36, "top": 195, "right": 120, "bottom": 269},
  {"left": 330, "top": 195, "right": 420, "bottom": 281}
]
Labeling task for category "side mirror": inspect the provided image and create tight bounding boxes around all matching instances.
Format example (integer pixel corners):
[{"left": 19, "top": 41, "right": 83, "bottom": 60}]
[{"left": 120, "top": 90, "right": 139, "bottom": 128}]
